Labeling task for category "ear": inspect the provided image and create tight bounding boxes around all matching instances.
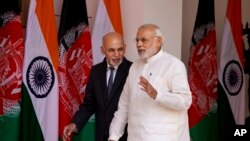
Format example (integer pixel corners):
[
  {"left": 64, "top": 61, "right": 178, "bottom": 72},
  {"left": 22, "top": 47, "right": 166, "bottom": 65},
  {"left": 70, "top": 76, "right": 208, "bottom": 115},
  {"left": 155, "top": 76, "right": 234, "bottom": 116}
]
[
  {"left": 157, "top": 37, "right": 163, "bottom": 44},
  {"left": 156, "top": 37, "right": 163, "bottom": 47},
  {"left": 124, "top": 44, "right": 126, "bottom": 52},
  {"left": 101, "top": 46, "right": 105, "bottom": 55}
]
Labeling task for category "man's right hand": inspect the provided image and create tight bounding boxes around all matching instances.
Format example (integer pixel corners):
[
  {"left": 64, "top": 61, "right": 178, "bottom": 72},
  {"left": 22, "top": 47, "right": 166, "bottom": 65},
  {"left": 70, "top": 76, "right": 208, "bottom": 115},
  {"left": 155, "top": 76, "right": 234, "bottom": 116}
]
[{"left": 63, "top": 123, "right": 77, "bottom": 141}]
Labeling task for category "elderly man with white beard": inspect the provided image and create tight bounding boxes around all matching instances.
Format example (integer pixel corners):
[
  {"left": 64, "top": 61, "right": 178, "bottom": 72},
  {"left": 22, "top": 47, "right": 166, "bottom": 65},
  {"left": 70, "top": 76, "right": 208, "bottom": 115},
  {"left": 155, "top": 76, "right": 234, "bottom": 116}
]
[{"left": 108, "top": 24, "right": 192, "bottom": 141}]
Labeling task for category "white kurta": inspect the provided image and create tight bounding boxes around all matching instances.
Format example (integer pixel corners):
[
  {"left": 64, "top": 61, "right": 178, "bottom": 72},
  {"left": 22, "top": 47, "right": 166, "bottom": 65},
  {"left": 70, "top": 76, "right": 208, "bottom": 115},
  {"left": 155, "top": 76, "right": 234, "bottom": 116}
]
[{"left": 109, "top": 50, "right": 192, "bottom": 141}]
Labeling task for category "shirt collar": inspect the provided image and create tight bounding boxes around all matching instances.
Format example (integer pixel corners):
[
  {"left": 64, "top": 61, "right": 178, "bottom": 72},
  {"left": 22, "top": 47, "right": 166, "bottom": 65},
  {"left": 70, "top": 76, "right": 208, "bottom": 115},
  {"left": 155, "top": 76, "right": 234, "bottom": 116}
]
[{"left": 146, "top": 49, "right": 163, "bottom": 63}]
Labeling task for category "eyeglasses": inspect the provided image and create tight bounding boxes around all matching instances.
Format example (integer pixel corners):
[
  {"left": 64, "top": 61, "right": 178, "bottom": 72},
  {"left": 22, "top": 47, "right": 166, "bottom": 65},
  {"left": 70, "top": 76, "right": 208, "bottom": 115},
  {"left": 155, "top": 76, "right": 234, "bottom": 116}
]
[{"left": 134, "top": 36, "right": 158, "bottom": 44}]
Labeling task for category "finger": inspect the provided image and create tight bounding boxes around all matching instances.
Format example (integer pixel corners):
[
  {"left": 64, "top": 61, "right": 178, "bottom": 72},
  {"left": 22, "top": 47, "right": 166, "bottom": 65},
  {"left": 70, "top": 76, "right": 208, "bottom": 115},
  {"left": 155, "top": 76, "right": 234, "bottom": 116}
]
[
  {"left": 139, "top": 76, "right": 148, "bottom": 83},
  {"left": 62, "top": 133, "right": 67, "bottom": 141},
  {"left": 66, "top": 131, "right": 71, "bottom": 138},
  {"left": 63, "top": 128, "right": 71, "bottom": 141},
  {"left": 139, "top": 76, "right": 149, "bottom": 85},
  {"left": 63, "top": 132, "right": 68, "bottom": 141},
  {"left": 138, "top": 80, "right": 147, "bottom": 88},
  {"left": 140, "top": 77, "right": 152, "bottom": 88},
  {"left": 140, "top": 86, "right": 146, "bottom": 92},
  {"left": 63, "top": 129, "right": 68, "bottom": 138}
]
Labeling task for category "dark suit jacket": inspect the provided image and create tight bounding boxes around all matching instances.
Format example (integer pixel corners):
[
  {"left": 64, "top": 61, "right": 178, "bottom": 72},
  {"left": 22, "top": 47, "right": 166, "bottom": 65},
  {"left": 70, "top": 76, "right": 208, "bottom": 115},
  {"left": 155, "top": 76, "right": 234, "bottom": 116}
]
[{"left": 72, "top": 58, "right": 132, "bottom": 141}]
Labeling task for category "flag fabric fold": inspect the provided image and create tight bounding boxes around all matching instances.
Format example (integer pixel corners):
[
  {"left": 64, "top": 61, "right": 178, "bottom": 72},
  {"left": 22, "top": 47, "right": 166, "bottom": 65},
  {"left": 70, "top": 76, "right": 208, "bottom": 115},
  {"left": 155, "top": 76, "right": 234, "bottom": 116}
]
[
  {"left": 218, "top": 0, "right": 245, "bottom": 139},
  {"left": 0, "top": 1, "right": 24, "bottom": 141},
  {"left": 57, "top": 0, "right": 93, "bottom": 140},
  {"left": 20, "top": 0, "right": 58, "bottom": 140},
  {"left": 188, "top": 0, "right": 218, "bottom": 140},
  {"left": 91, "top": 0, "right": 123, "bottom": 65}
]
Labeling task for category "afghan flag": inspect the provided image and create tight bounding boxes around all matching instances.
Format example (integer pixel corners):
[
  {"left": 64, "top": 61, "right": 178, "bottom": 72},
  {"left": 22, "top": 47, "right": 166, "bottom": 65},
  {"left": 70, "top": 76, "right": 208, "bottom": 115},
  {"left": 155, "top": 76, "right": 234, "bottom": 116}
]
[
  {"left": 20, "top": 0, "right": 59, "bottom": 140},
  {"left": 0, "top": 1, "right": 24, "bottom": 141},
  {"left": 57, "top": 0, "right": 92, "bottom": 140},
  {"left": 91, "top": 0, "right": 123, "bottom": 65},
  {"left": 218, "top": 0, "right": 245, "bottom": 139},
  {"left": 187, "top": 0, "right": 218, "bottom": 140}
]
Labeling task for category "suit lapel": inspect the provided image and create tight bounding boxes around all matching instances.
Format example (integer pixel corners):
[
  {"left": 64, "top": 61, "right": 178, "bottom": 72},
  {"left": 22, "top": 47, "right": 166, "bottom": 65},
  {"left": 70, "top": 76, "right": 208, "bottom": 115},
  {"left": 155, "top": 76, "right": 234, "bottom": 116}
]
[
  {"left": 99, "top": 61, "right": 108, "bottom": 107},
  {"left": 107, "top": 59, "right": 128, "bottom": 105}
]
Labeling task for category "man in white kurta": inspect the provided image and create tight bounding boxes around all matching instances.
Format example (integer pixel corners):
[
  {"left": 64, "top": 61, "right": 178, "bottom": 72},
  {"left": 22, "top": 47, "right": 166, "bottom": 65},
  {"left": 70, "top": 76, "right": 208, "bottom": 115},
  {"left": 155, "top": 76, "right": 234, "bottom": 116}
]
[{"left": 108, "top": 24, "right": 192, "bottom": 141}]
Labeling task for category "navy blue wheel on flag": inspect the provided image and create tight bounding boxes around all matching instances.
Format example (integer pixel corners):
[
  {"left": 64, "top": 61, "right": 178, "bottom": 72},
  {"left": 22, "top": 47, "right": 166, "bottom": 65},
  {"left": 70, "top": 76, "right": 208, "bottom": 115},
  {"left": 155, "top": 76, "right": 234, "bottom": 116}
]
[
  {"left": 26, "top": 56, "right": 55, "bottom": 98},
  {"left": 222, "top": 60, "right": 243, "bottom": 96}
]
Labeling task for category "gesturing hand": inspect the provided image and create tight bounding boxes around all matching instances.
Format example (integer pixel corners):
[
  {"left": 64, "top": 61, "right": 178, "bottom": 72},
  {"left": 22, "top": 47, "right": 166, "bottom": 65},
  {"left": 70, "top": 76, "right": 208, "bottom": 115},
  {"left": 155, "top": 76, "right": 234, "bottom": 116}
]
[{"left": 138, "top": 76, "right": 157, "bottom": 99}]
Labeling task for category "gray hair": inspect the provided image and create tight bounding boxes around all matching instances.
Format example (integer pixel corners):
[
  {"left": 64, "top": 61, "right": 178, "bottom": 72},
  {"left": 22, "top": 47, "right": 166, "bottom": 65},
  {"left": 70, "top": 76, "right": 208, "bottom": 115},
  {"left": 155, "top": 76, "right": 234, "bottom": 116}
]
[{"left": 138, "top": 23, "right": 165, "bottom": 44}]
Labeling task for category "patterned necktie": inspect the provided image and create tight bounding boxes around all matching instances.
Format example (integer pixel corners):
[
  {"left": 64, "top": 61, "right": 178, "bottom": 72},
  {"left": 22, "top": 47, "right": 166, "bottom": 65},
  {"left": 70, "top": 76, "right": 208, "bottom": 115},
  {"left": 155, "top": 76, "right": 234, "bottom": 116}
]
[{"left": 107, "top": 67, "right": 115, "bottom": 96}]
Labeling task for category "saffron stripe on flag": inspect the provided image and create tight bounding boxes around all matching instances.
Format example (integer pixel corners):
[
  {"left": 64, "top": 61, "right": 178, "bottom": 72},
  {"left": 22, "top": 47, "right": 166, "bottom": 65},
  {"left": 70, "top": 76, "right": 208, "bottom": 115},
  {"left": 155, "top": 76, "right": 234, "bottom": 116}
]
[{"left": 91, "top": 0, "right": 123, "bottom": 65}]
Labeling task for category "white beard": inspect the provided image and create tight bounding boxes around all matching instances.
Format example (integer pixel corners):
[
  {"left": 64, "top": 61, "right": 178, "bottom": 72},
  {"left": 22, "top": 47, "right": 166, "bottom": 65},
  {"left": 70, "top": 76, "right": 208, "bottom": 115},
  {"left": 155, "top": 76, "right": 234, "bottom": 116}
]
[{"left": 138, "top": 46, "right": 158, "bottom": 59}]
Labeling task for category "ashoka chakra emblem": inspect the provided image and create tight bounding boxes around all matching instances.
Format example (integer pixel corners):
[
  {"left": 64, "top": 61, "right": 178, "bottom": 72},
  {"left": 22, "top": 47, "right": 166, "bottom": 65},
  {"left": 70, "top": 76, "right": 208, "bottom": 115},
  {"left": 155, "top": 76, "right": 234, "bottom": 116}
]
[
  {"left": 222, "top": 60, "right": 243, "bottom": 96},
  {"left": 26, "top": 56, "right": 55, "bottom": 98}
]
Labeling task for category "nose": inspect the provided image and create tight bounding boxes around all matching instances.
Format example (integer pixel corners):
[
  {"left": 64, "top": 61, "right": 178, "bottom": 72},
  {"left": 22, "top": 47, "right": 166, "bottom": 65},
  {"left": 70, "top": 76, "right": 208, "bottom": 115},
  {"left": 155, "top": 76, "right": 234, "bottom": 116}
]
[
  {"left": 136, "top": 39, "right": 143, "bottom": 47},
  {"left": 114, "top": 50, "right": 119, "bottom": 57},
  {"left": 137, "top": 41, "right": 143, "bottom": 48}
]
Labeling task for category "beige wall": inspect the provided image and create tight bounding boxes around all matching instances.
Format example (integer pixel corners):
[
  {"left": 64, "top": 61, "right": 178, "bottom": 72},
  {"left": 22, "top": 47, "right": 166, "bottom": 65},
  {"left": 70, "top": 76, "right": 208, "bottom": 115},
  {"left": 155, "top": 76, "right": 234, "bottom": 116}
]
[
  {"left": 51, "top": 0, "right": 183, "bottom": 62},
  {"left": 121, "top": 0, "right": 182, "bottom": 61}
]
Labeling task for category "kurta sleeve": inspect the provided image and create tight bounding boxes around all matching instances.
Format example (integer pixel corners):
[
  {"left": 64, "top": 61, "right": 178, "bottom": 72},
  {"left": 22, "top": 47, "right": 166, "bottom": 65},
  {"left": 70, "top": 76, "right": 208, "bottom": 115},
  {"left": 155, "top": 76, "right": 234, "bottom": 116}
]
[{"left": 154, "top": 62, "right": 192, "bottom": 111}]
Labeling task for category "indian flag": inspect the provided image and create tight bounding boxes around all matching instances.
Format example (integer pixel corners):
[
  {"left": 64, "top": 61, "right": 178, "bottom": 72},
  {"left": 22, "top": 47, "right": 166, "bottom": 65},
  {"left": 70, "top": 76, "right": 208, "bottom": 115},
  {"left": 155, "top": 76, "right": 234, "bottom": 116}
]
[
  {"left": 218, "top": 0, "right": 245, "bottom": 139},
  {"left": 91, "top": 0, "right": 123, "bottom": 65},
  {"left": 20, "top": 0, "right": 58, "bottom": 141}
]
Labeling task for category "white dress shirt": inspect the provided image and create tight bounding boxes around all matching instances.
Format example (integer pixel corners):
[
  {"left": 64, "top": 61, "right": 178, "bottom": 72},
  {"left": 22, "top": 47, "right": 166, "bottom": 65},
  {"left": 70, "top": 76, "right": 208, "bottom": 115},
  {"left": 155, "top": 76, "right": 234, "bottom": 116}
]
[
  {"left": 106, "top": 64, "right": 118, "bottom": 86},
  {"left": 109, "top": 50, "right": 192, "bottom": 141}
]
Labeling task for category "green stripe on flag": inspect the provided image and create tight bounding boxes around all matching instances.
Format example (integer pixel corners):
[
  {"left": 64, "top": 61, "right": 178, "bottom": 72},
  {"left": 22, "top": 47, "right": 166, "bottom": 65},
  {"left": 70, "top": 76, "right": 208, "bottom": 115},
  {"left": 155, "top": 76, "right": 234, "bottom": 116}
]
[
  {"left": 0, "top": 116, "right": 20, "bottom": 141},
  {"left": 217, "top": 83, "right": 235, "bottom": 141},
  {"left": 73, "top": 119, "right": 95, "bottom": 141},
  {"left": 190, "top": 109, "right": 218, "bottom": 141},
  {"left": 20, "top": 84, "right": 44, "bottom": 141}
]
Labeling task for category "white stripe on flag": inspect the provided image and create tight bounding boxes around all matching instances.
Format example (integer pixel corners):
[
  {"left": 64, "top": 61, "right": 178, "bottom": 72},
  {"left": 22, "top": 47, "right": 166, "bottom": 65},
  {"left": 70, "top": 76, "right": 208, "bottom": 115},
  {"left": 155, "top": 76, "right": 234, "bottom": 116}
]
[
  {"left": 218, "top": 19, "right": 245, "bottom": 125},
  {"left": 91, "top": 0, "right": 115, "bottom": 65},
  {"left": 23, "top": 0, "right": 58, "bottom": 140}
]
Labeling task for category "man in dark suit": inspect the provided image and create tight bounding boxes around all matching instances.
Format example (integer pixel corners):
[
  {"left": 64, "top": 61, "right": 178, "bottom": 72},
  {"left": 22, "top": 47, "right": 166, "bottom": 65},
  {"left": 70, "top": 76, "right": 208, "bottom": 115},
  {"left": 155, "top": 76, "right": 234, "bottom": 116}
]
[{"left": 63, "top": 32, "right": 132, "bottom": 141}]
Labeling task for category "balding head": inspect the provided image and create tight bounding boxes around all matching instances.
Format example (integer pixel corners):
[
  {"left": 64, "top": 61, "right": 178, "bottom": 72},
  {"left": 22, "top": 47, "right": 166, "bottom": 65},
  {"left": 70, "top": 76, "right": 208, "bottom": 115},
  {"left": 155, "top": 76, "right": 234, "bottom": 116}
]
[
  {"left": 101, "top": 32, "right": 126, "bottom": 66},
  {"left": 102, "top": 32, "right": 124, "bottom": 46}
]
